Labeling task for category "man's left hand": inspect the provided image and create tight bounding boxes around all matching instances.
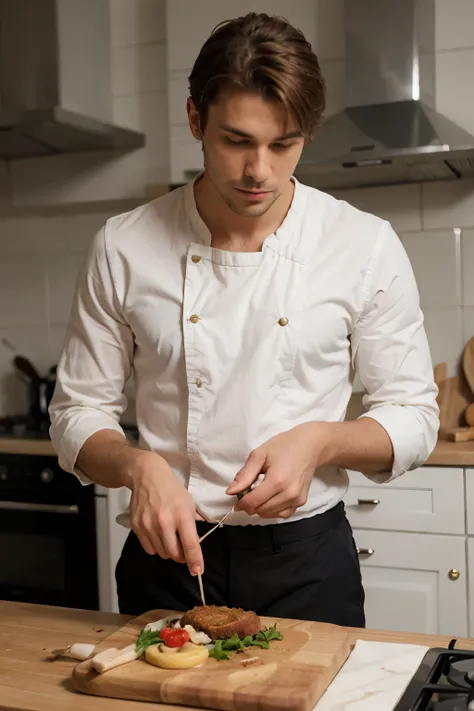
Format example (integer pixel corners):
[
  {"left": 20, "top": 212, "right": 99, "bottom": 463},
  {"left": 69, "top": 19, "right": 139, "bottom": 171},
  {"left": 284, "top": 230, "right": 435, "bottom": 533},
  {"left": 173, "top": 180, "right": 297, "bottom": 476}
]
[{"left": 226, "top": 422, "right": 331, "bottom": 519}]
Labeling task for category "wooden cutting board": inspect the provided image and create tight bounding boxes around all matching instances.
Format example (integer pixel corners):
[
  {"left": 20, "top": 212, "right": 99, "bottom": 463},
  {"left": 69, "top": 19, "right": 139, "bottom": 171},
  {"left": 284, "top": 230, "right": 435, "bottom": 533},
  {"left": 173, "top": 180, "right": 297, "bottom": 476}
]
[{"left": 72, "top": 609, "right": 351, "bottom": 711}]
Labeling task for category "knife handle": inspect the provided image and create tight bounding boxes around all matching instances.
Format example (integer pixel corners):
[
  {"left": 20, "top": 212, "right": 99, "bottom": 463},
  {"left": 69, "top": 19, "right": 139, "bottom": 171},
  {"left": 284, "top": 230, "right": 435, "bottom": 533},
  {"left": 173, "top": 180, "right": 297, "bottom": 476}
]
[{"left": 237, "top": 486, "right": 253, "bottom": 501}]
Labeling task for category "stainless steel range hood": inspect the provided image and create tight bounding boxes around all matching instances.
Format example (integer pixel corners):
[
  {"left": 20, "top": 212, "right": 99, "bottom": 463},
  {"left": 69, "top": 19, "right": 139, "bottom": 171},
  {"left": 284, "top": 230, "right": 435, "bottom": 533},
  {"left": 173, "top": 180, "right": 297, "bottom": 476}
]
[
  {"left": 295, "top": 0, "right": 474, "bottom": 190},
  {"left": 0, "top": 0, "right": 145, "bottom": 159}
]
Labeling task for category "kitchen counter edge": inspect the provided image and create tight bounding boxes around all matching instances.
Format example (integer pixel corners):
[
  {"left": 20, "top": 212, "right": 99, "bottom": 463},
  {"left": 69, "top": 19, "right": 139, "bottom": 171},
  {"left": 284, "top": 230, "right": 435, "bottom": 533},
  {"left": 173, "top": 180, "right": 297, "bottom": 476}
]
[{"left": 2, "top": 436, "right": 474, "bottom": 467}]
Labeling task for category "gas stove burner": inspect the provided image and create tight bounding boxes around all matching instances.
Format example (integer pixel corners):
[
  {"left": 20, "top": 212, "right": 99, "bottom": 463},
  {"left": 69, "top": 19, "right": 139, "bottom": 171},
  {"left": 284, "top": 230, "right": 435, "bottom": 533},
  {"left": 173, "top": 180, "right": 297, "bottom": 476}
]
[
  {"left": 431, "top": 697, "right": 473, "bottom": 711},
  {"left": 449, "top": 660, "right": 474, "bottom": 689},
  {"left": 393, "top": 642, "right": 474, "bottom": 711}
]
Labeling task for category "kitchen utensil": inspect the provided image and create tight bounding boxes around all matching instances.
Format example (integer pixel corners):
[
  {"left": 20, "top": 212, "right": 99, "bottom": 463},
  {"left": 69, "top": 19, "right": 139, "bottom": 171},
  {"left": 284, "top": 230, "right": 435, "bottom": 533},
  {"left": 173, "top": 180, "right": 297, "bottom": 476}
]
[
  {"left": 463, "top": 336, "right": 474, "bottom": 395},
  {"left": 196, "top": 488, "right": 253, "bottom": 606},
  {"left": 13, "top": 356, "right": 41, "bottom": 383},
  {"left": 198, "top": 487, "right": 253, "bottom": 544},
  {"left": 466, "top": 403, "right": 474, "bottom": 426},
  {"left": 447, "top": 427, "right": 474, "bottom": 443},
  {"left": 197, "top": 574, "right": 206, "bottom": 606},
  {"left": 198, "top": 506, "right": 237, "bottom": 543},
  {"left": 1, "top": 337, "right": 16, "bottom": 353},
  {"left": 437, "top": 374, "right": 473, "bottom": 439},
  {"left": 72, "top": 609, "right": 351, "bottom": 711},
  {"left": 433, "top": 361, "right": 447, "bottom": 387}
]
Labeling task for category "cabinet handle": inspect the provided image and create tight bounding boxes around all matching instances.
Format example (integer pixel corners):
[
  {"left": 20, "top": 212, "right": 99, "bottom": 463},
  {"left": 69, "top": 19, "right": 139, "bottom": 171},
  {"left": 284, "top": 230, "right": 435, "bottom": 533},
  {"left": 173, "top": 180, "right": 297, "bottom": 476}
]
[
  {"left": 357, "top": 499, "right": 380, "bottom": 506},
  {"left": 448, "top": 568, "right": 460, "bottom": 581},
  {"left": 357, "top": 547, "right": 374, "bottom": 556}
]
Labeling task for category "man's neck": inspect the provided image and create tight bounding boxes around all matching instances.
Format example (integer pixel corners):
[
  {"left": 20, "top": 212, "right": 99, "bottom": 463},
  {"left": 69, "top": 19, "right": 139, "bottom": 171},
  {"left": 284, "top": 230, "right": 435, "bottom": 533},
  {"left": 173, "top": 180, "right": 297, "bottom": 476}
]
[{"left": 194, "top": 174, "right": 294, "bottom": 252}]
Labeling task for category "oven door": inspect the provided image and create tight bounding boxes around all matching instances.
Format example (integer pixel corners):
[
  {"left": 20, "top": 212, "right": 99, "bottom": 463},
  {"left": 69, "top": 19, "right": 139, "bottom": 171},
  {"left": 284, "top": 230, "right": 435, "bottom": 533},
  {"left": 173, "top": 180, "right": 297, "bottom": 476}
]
[{"left": 0, "top": 497, "right": 99, "bottom": 610}]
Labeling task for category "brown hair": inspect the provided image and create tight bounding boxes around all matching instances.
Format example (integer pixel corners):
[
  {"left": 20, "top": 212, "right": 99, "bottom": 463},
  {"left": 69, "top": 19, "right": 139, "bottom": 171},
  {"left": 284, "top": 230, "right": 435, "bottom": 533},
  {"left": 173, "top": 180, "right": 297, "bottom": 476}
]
[{"left": 188, "top": 13, "right": 326, "bottom": 140}]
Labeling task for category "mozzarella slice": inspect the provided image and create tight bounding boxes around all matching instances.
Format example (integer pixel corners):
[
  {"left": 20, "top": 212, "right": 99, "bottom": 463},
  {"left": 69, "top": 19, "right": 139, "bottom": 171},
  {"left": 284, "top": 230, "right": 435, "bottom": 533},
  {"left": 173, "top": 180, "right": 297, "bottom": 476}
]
[
  {"left": 91, "top": 643, "right": 139, "bottom": 673},
  {"left": 144, "top": 614, "right": 184, "bottom": 632}
]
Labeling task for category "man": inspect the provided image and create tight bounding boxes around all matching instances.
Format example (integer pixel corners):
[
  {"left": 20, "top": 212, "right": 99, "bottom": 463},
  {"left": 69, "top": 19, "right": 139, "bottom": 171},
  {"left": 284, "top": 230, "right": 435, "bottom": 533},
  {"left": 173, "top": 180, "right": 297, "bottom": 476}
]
[{"left": 49, "top": 13, "right": 439, "bottom": 627}]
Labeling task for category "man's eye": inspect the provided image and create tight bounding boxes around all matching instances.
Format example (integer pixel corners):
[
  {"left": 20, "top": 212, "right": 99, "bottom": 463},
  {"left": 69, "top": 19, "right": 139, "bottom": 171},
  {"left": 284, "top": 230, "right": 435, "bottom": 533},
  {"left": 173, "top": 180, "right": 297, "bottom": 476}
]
[{"left": 225, "top": 137, "right": 248, "bottom": 146}]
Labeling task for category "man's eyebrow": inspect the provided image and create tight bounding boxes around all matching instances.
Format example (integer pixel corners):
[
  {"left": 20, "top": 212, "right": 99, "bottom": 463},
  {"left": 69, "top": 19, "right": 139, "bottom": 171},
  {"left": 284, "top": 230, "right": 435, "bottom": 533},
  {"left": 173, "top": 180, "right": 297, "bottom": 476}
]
[{"left": 219, "top": 124, "right": 303, "bottom": 141}]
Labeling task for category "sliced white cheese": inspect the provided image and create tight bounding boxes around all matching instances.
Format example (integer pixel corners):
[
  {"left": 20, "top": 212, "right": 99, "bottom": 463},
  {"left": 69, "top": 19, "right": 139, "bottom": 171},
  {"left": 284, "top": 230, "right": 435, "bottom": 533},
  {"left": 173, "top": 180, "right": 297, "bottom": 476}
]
[
  {"left": 183, "top": 625, "right": 212, "bottom": 645},
  {"left": 91, "top": 643, "right": 139, "bottom": 673},
  {"left": 144, "top": 614, "right": 184, "bottom": 632}
]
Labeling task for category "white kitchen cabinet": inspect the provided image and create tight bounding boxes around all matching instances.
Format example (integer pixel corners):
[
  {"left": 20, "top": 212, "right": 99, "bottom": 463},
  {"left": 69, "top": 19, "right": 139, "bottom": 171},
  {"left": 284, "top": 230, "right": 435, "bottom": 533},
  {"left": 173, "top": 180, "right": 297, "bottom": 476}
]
[
  {"left": 345, "top": 467, "right": 465, "bottom": 535},
  {"left": 354, "top": 529, "right": 468, "bottom": 637},
  {"left": 96, "top": 486, "right": 131, "bottom": 613},
  {"left": 468, "top": 537, "right": 474, "bottom": 637},
  {"left": 465, "top": 468, "right": 474, "bottom": 535}
]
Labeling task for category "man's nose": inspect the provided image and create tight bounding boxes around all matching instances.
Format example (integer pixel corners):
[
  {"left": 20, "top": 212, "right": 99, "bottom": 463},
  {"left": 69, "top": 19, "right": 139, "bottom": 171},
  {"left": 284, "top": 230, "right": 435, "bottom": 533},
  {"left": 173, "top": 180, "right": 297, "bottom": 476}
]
[{"left": 244, "top": 148, "right": 271, "bottom": 185}]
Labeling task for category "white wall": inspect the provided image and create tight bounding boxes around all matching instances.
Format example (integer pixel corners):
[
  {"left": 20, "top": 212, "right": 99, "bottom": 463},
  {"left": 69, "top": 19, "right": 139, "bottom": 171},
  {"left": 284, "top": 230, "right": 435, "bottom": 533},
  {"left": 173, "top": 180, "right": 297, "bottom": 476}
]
[
  {"left": 0, "top": 0, "right": 473, "bottom": 415},
  {"left": 313, "top": 0, "right": 474, "bottom": 385}
]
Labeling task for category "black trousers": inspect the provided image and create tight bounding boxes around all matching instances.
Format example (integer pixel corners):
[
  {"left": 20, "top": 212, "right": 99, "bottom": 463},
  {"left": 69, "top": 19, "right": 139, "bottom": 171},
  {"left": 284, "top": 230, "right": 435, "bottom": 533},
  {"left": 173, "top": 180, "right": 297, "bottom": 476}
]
[{"left": 115, "top": 502, "right": 365, "bottom": 628}]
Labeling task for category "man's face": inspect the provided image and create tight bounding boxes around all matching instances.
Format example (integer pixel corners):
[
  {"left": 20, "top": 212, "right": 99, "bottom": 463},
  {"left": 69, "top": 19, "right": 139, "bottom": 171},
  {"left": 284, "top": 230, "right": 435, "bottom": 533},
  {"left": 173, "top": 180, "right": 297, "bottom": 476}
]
[{"left": 187, "top": 89, "right": 305, "bottom": 218}]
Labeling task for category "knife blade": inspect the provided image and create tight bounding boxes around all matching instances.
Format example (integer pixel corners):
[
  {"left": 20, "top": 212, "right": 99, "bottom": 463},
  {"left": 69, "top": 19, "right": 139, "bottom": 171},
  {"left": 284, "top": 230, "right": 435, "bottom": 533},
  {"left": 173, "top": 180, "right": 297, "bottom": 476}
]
[{"left": 195, "top": 487, "right": 253, "bottom": 606}]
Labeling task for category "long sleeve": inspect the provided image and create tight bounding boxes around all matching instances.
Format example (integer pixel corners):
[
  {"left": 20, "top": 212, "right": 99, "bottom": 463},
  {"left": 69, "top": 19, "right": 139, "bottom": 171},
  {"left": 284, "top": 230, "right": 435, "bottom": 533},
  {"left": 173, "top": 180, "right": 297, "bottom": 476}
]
[
  {"left": 49, "top": 225, "right": 134, "bottom": 483},
  {"left": 351, "top": 222, "right": 440, "bottom": 483}
]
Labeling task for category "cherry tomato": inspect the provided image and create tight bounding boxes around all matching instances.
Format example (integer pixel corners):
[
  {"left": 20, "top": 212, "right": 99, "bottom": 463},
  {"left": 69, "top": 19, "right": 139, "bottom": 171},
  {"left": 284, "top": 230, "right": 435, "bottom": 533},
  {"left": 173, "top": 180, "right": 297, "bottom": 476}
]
[{"left": 160, "top": 627, "right": 191, "bottom": 648}]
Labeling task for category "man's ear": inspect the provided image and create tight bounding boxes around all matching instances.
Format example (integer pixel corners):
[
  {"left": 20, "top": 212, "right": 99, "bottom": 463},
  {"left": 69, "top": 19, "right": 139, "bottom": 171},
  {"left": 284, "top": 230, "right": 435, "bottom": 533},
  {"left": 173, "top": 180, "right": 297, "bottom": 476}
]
[{"left": 187, "top": 98, "right": 202, "bottom": 141}]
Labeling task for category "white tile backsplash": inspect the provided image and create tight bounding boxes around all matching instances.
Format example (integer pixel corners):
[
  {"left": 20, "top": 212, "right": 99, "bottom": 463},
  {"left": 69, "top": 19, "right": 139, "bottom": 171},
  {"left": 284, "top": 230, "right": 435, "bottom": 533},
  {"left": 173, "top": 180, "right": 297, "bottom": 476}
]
[
  {"left": 0, "top": 217, "right": 67, "bottom": 255},
  {"left": 111, "top": 0, "right": 166, "bottom": 47},
  {"left": 435, "top": 0, "right": 474, "bottom": 51},
  {"left": 320, "top": 59, "right": 345, "bottom": 117},
  {"left": 462, "top": 309, "right": 474, "bottom": 347},
  {"left": 0, "top": 259, "right": 48, "bottom": 328},
  {"left": 316, "top": 0, "right": 344, "bottom": 60},
  {"left": 112, "top": 43, "right": 167, "bottom": 96},
  {"left": 166, "top": 0, "right": 318, "bottom": 74},
  {"left": 435, "top": 48, "right": 474, "bottom": 135},
  {"left": 48, "top": 326, "right": 68, "bottom": 366},
  {"left": 168, "top": 72, "right": 190, "bottom": 127},
  {"left": 46, "top": 254, "right": 85, "bottom": 327},
  {"left": 1, "top": 0, "right": 474, "bottom": 414},
  {"left": 461, "top": 229, "right": 474, "bottom": 306},
  {"left": 423, "top": 179, "right": 474, "bottom": 230},
  {"left": 401, "top": 230, "right": 462, "bottom": 308},
  {"left": 423, "top": 308, "right": 464, "bottom": 376},
  {"left": 65, "top": 213, "right": 115, "bottom": 253},
  {"left": 330, "top": 184, "right": 422, "bottom": 233}
]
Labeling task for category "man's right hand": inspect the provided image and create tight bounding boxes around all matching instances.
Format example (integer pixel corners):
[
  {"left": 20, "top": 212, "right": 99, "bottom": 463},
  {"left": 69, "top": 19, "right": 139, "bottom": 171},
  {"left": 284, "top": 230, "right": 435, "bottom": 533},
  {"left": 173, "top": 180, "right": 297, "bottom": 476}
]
[
  {"left": 75, "top": 431, "right": 204, "bottom": 576},
  {"left": 128, "top": 452, "right": 204, "bottom": 576}
]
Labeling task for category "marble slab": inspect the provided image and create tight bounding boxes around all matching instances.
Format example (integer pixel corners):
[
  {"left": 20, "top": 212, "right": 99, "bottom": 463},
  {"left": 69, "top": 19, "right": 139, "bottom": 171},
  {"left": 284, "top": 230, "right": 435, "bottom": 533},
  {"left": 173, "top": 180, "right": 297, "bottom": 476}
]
[{"left": 315, "top": 639, "right": 430, "bottom": 710}]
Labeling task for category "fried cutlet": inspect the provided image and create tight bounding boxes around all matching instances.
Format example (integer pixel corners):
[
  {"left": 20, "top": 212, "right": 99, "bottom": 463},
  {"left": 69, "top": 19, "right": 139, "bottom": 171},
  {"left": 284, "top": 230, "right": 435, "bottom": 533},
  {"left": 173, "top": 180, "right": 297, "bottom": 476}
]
[{"left": 181, "top": 605, "right": 261, "bottom": 641}]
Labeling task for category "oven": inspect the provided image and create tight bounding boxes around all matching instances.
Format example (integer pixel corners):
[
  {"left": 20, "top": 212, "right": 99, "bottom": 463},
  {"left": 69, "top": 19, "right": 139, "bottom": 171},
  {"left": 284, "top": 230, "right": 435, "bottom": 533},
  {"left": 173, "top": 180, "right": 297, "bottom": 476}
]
[{"left": 0, "top": 453, "right": 99, "bottom": 610}]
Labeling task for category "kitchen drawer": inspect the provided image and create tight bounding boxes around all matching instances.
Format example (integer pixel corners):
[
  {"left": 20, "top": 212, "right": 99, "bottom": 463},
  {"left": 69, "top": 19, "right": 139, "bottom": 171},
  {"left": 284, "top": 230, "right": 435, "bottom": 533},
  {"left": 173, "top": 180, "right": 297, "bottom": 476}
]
[
  {"left": 354, "top": 529, "right": 467, "bottom": 636},
  {"left": 464, "top": 468, "right": 474, "bottom": 535},
  {"left": 468, "top": 538, "right": 474, "bottom": 637},
  {"left": 344, "top": 466, "right": 464, "bottom": 535}
]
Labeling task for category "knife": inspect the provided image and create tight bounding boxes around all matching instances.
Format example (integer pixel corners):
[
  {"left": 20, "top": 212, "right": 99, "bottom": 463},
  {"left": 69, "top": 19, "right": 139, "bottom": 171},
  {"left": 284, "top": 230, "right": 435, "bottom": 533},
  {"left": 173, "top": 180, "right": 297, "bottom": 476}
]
[{"left": 196, "top": 487, "right": 253, "bottom": 606}]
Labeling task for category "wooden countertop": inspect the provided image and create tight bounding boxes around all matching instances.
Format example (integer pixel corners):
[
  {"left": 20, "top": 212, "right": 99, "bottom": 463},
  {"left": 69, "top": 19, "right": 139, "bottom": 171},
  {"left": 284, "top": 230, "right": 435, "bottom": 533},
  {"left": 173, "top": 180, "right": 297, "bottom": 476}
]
[
  {"left": 0, "top": 438, "right": 56, "bottom": 456},
  {"left": 1, "top": 435, "right": 474, "bottom": 467},
  {"left": 426, "top": 438, "right": 474, "bottom": 466},
  {"left": 0, "top": 600, "right": 473, "bottom": 711}
]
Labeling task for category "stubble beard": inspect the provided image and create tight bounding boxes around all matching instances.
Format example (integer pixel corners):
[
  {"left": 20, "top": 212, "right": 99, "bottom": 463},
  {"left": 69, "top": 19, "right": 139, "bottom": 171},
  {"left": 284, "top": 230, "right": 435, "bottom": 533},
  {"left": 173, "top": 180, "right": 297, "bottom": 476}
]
[{"left": 203, "top": 150, "right": 281, "bottom": 218}]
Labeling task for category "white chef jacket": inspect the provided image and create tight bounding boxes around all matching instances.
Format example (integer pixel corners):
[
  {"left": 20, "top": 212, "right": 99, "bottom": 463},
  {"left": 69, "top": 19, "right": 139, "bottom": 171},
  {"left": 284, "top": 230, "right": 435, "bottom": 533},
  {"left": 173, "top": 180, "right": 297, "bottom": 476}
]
[{"left": 49, "top": 176, "right": 439, "bottom": 526}]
